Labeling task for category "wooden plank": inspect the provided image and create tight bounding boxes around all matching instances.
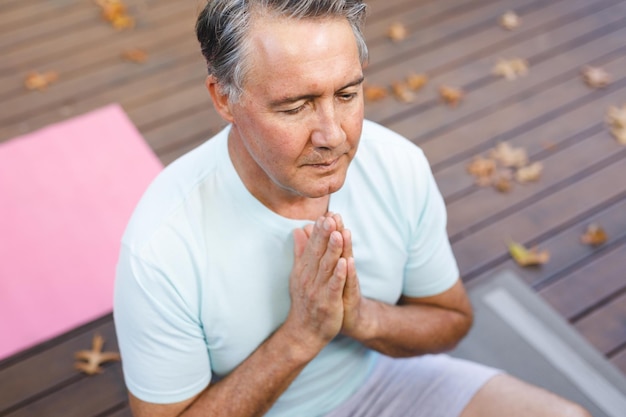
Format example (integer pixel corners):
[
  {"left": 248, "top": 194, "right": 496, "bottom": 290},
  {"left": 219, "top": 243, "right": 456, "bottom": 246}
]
[
  {"left": 482, "top": 195, "right": 626, "bottom": 291},
  {"left": 5, "top": 363, "right": 126, "bottom": 417},
  {"left": 0, "top": 0, "right": 82, "bottom": 35},
  {"left": 539, "top": 244, "right": 626, "bottom": 320},
  {"left": 381, "top": 1, "right": 626, "bottom": 146},
  {"left": 0, "top": 1, "right": 197, "bottom": 93},
  {"left": 611, "top": 349, "right": 626, "bottom": 375},
  {"left": 366, "top": 0, "right": 547, "bottom": 69},
  {"left": 0, "top": 318, "right": 117, "bottom": 414},
  {"left": 574, "top": 293, "right": 626, "bottom": 355},
  {"left": 451, "top": 155, "right": 626, "bottom": 280},
  {"left": 364, "top": 0, "right": 614, "bottom": 123}
]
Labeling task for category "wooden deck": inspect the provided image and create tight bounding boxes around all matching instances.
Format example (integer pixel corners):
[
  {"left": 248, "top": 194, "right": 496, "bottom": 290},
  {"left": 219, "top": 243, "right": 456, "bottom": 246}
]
[{"left": 1, "top": 0, "right": 625, "bottom": 415}]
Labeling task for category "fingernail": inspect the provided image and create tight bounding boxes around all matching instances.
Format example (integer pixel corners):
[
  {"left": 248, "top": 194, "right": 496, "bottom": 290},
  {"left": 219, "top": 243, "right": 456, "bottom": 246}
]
[{"left": 323, "top": 218, "right": 332, "bottom": 231}]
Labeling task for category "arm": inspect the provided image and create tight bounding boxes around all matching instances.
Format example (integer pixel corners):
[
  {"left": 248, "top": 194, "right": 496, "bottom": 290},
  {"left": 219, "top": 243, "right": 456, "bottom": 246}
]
[
  {"left": 128, "top": 216, "right": 349, "bottom": 417},
  {"left": 342, "top": 278, "right": 473, "bottom": 357},
  {"left": 325, "top": 213, "right": 472, "bottom": 358}
]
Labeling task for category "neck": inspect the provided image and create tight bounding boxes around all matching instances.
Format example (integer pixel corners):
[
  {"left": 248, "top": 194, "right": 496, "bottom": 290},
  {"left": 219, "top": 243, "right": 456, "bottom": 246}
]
[{"left": 227, "top": 130, "right": 330, "bottom": 221}]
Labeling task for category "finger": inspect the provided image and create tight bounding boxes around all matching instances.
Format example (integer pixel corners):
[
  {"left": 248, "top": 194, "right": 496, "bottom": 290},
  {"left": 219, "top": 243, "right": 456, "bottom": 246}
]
[
  {"left": 293, "top": 228, "right": 308, "bottom": 258},
  {"left": 343, "top": 256, "right": 360, "bottom": 304},
  {"left": 317, "top": 230, "right": 344, "bottom": 282},
  {"left": 328, "top": 256, "right": 348, "bottom": 294},
  {"left": 307, "top": 216, "right": 337, "bottom": 254},
  {"left": 331, "top": 212, "right": 344, "bottom": 232},
  {"left": 303, "top": 223, "right": 314, "bottom": 238},
  {"left": 341, "top": 228, "right": 353, "bottom": 259}
]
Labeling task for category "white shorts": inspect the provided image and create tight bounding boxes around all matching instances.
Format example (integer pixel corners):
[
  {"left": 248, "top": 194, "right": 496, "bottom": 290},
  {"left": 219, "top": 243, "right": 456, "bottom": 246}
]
[{"left": 324, "top": 353, "right": 501, "bottom": 417}]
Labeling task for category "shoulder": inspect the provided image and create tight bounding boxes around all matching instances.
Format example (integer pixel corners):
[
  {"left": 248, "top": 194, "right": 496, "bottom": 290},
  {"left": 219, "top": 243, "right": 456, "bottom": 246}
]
[
  {"left": 355, "top": 120, "right": 432, "bottom": 191},
  {"left": 121, "top": 125, "right": 230, "bottom": 253}
]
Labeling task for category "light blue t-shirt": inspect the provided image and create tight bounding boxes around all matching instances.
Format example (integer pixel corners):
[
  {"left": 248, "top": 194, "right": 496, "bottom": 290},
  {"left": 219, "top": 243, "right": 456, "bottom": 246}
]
[{"left": 113, "top": 119, "right": 459, "bottom": 416}]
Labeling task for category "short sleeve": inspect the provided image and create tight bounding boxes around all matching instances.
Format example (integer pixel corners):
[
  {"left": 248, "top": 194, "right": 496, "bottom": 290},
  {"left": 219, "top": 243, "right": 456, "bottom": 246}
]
[
  {"left": 402, "top": 150, "right": 459, "bottom": 297},
  {"left": 113, "top": 245, "right": 211, "bottom": 404}
]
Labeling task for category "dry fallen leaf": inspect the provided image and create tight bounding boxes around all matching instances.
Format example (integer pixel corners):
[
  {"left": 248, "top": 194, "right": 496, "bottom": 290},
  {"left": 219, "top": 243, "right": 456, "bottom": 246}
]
[
  {"left": 122, "top": 48, "right": 148, "bottom": 63},
  {"left": 406, "top": 73, "right": 428, "bottom": 91},
  {"left": 392, "top": 82, "right": 414, "bottom": 103},
  {"left": 489, "top": 142, "right": 528, "bottom": 168},
  {"left": 467, "top": 156, "right": 496, "bottom": 179},
  {"left": 607, "top": 105, "right": 626, "bottom": 129},
  {"left": 509, "top": 241, "right": 550, "bottom": 267},
  {"left": 74, "top": 334, "right": 121, "bottom": 375},
  {"left": 492, "top": 58, "right": 528, "bottom": 81},
  {"left": 96, "top": 0, "right": 134, "bottom": 30},
  {"left": 515, "top": 161, "right": 543, "bottom": 184},
  {"left": 580, "top": 224, "right": 608, "bottom": 246},
  {"left": 363, "top": 84, "right": 388, "bottom": 102},
  {"left": 607, "top": 105, "right": 626, "bottom": 145},
  {"left": 439, "top": 85, "right": 464, "bottom": 107},
  {"left": 493, "top": 170, "right": 513, "bottom": 193},
  {"left": 24, "top": 71, "right": 59, "bottom": 91},
  {"left": 387, "top": 22, "right": 408, "bottom": 42},
  {"left": 581, "top": 66, "right": 611, "bottom": 89},
  {"left": 500, "top": 11, "right": 521, "bottom": 30},
  {"left": 611, "top": 128, "right": 626, "bottom": 145}
]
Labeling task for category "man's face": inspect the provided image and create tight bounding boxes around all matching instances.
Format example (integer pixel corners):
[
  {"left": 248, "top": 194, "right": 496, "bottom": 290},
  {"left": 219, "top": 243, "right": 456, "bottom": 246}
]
[{"left": 226, "top": 15, "right": 364, "bottom": 203}]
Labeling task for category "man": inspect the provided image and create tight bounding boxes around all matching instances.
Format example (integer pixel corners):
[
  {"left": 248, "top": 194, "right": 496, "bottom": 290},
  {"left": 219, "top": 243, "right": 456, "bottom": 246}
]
[{"left": 113, "top": 1, "right": 591, "bottom": 416}]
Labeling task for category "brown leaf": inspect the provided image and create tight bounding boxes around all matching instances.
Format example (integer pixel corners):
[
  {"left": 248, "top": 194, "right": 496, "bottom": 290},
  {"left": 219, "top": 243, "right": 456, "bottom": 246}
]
[
  {"left": 581, "top": 66, "right": 611, "bottom": 89},
  {"left": 492, "top": 58, "right": 528, "bottom": 81},
  {"left": 467, "top": 156, "right": 496, "bottom": 179},
  {"left": 439, "top": 85, "right": 464, "bottom": 107},
  {"left": 406, "top": 73, "right": 428, "bottom": 91},
  {"left": 74, "top": 334, "right": 121, "bottom": 375},
  {"left": 24, "top": 71, "right": 59, "bottom": 91},
  {"left": 509, "top": 241, "right": 550, "bottom": 267},
  {"left": 611, "top": 128, "right": 626, "bottom": 145},
  {"left": 580, "top": 224, "right": 608, "bottom": 246},
  {"left": 493, "top": 170, "right": 513, "bottom": 193},
  {"left": 606, "top": 105, "right": 626, "bottom": 130},
  {"left": 387, "top": 22, "right": 407, "bottom": 42},
  {"left": 96, "top": 0, "right": 134, "bottom": 30},
  {"left": 391, "top": 82, "right": 414, "bottom": 103},
  {"left": 122, "top": 48, "right": 148, "bottom": 63},
  {"left": 489, "top": 142, "right": 528, "bottom": 168},
  {"left": 363, "top": 84, "right": 388, "bottom": 102},
  {"left": 499, "top": 11, "right": 521, "bottom": 30},
  {"left": 515, "top": 161, "right": 543, "bottom": 184}
]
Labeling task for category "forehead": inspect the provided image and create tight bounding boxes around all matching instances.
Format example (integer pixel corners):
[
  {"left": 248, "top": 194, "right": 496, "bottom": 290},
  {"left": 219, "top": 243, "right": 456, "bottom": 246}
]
[{"left": 242, "top": 15, "right": 362, "bottom": 94}]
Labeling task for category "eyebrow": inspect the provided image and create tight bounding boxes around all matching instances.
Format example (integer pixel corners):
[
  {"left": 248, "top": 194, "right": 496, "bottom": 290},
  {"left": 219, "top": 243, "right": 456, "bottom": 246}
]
[{"left": 269, "top": 75, "right": 365, "bottom": 107}]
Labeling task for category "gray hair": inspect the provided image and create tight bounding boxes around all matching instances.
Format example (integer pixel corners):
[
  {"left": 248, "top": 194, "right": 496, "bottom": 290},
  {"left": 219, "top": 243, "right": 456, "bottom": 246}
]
[{"left": 196, "top": 0, "right": 368, "bottom": 101}]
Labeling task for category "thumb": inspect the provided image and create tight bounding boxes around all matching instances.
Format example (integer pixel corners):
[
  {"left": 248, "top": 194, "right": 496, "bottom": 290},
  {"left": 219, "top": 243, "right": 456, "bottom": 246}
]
[{"left": 293, "top": 228, "right": 308, "bottom": 258}]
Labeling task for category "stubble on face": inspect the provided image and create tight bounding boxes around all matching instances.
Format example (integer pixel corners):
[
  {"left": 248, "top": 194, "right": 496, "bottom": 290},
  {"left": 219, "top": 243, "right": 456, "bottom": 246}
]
[{"left": 225, "top": 14, "right": 365, "bottom": 217}]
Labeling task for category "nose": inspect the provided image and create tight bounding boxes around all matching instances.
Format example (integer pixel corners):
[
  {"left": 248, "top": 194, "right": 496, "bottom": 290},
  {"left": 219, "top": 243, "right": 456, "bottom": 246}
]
[{"left": 310, "top": 101, "right": 346, "bottom": 150}]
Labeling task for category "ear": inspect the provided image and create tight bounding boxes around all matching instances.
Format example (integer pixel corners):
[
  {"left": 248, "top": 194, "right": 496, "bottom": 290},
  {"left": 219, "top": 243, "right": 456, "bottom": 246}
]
[{"left": 205, "top": 75, "right": 235, "bottom": 123}]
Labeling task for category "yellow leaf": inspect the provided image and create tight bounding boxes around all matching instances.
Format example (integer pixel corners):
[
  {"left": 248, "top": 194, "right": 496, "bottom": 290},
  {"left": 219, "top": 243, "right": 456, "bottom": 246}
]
[{"left": 509, "top": 241, "right": 550, "bottom": 266}]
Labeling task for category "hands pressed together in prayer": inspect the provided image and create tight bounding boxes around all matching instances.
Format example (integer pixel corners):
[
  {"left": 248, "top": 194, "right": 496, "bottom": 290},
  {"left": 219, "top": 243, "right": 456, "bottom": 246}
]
[{"left": 286, "top": 212, "right": 374, "bottom": 356}]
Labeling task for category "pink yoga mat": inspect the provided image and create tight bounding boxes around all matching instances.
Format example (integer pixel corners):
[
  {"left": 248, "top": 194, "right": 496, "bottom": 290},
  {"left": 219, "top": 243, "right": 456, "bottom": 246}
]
[{"left": 0, "top": 104, "right": 162, "bottom": 360}]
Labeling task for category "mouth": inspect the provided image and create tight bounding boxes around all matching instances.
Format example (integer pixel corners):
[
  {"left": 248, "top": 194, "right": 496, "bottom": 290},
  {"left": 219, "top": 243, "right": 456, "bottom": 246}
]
[{"left": 305, "top": 157, "right": 340, "bottom": 170}]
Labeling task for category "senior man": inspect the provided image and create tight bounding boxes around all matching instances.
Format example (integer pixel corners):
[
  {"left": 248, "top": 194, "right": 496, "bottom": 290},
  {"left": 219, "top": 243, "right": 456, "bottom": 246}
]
[{"left": 114, "top": 1, "right": 591, "bottom": 416}]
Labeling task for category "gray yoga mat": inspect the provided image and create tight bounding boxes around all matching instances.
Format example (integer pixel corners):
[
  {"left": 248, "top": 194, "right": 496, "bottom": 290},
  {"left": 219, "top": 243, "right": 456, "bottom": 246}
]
[{"left": 451, "top": 270, "right": 626, "bottom": 417}]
